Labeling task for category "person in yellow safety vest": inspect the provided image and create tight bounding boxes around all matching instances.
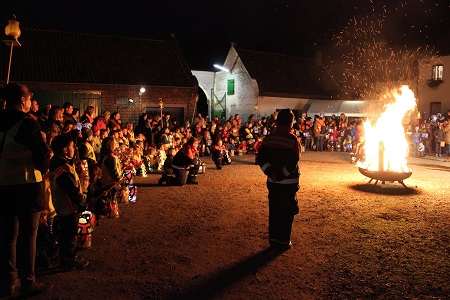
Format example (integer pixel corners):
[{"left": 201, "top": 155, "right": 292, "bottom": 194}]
[
  {"left": 49, "top": 135, "right": 89, "bottom": 271},
  {"left": 98, "top": 136, "right": 123, "bottom": 191},
  {"left": 0, "top": 83, "right": 53, "bottom": 298},
  {"left": 78, "top": 127, "right": 97, "bottom": 172}
]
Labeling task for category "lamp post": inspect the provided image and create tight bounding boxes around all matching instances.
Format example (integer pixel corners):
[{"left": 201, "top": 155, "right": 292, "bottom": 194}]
[
  {"left": 211, "top": 98, "right": 215, "bottom": 114},
  {"left": 158, "top": 98, "right": 164, "bottom": 128},
  {"left": 255, "top": 104, "right": 259, "bottom": 119},
  {"left": 139, "top": 87, "right": 145, "bottom": 113},
  {"left": 3, "top": 16, "right": 21, "bottom": 84}
]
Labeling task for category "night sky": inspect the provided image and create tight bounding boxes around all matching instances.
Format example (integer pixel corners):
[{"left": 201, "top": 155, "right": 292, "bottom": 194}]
[{"left": 1, "top": 0, "right": 449, "bottom": 70}]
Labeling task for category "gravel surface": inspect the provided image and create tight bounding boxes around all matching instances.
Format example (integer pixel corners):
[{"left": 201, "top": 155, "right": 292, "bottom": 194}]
[{"left": 34, "top": 151, "right": 450, "bottom": 299}]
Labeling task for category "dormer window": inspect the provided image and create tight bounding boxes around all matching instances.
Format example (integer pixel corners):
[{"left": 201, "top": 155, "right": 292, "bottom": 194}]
[{"left": 432, "top": 65, "right": 443, "bottom": 81}]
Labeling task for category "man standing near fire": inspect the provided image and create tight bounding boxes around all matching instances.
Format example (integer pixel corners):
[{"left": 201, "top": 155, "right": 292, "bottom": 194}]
[{"left": 257, "top": 109, "right": 300, "bottom": 251}]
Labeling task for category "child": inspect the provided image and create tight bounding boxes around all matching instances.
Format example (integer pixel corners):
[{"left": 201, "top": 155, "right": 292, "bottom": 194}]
[
  {"left": 228, "top": 137, "right": 238, "bottom": 156},
  {"left": 158, "top": 147, "right": 177, "bottom": 185},
  {"left": 237, "top": 138, "right": 247, "bottom": 155},
  {"left": 327, "top": 135, "right": 335, "bottom": 152},
  {"left": 144, "top": 145, "right": 158, "bottom": 172},
  {"left": 132, "top": 144, "right": 146, "bottom": 177},
  {"left": 434, "top": 123, "right": 445, "bottom": 157},
  {"left": 156, "top": 144, "right": 167, "bottom": 171},
  {"left": 212, "top": 139, "right": 229, "bottom": 169},
  {"left": 343, "top": 135, "right": 353, "bottom": 152},
  {"left": 417, "top": 141, "right": 425, "bottom": 157},
  {"left": 49, "top": 135, "right": 89, "bottom": 270}
]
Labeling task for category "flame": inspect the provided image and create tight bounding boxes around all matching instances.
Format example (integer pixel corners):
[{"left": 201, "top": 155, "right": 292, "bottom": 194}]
[{"left": 358, "top": 85, "right": 416, "bottom": 172}]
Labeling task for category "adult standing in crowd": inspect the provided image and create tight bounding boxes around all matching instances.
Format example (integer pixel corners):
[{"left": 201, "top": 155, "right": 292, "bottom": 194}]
[
  {"left": 79, "top": 106, "right": 95, "bottom": 125},
  {"left": 108, "top": 112, "right": 122, "bottom": 131},
  {"left": 0, "top": 83, "right": 53, "bottom": 297},
  {"left": 313, "top": 115, "right": 325, "bottom": 151},
  {"left": 62, "top": 102, "right": 77, "bottom": 125},
  {"left": 42, "top": 106, "right": 64, "bottom": 135},
  {"left": 257, "top": 108, "right": 300, "bottom": 251},
  {"left": 92, "top": 110, "right": 110, "bottom": 133},
  {"left": 443, "top": 119, "right": 450, "bottom": 162}
]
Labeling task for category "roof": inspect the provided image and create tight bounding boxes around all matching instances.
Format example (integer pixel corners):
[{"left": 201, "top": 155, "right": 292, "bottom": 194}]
[
  {"left": 235, "top": 47, "right": 339, "bottom": 99},
  {"left": 0, "top": 28, "right": 196, "bottom": 87}
]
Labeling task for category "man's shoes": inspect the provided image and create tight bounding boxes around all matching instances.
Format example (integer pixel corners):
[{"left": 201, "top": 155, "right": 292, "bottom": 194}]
[
  {"left": 216, "top": 165, "right": 222, "bottom": 170},
  {"left": 186, "top": 177, "right": 199, "bottom": 185},
  {"left": 20, "top": 281, "right": 53, "bottom": 298},
  {"left": 268, "top": 240, "right": 292, "bottom": 251},
  {"left": 158, "top": 177, "right": 165, "bottom": 185},
  {"left": 60, "top": 255, "right": 89, "bottom": 271},
  {"left": 276, "top": 241, "right": 292, "bottom": 252}
]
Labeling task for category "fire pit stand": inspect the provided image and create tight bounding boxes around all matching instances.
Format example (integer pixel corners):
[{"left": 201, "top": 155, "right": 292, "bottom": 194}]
[{"left": 358, "top": 167, "right": 412, "bottom": 188}]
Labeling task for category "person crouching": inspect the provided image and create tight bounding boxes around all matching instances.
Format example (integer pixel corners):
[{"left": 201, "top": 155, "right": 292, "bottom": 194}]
[
  {"left": 171, "top": 137, "right": 200, "bottom": 185},
  {"left": 212, "top": 139, "right": 231, "bottom": 169}
]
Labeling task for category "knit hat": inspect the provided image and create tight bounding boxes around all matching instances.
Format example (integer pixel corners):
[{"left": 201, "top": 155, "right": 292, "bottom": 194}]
[{"left": 81, "top": 128, "right": 93, "bottom": 139}]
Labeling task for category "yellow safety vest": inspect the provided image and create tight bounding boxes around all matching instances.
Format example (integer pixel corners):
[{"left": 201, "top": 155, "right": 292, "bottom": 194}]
[
  {"left": 101, "top": 154, "right": 122, "bottom": 187},
  {"left": 0, "top": 118, "right": 42, "bottom": 185}
]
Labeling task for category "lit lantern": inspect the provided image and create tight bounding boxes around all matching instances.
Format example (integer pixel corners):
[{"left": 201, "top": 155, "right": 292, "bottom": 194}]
[
  {"left": 158, "top": 98, "right": 163, "bottom": 108},
  {"left": 3, "top": 16, "right": 22, "bottom": 84},
  {"left": 4, "top": 19, "right": 21, "bottom": 39}
]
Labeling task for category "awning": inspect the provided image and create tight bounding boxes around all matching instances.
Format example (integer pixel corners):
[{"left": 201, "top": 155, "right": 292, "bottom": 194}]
[
  {"left": 307, "top": 100, "right": 342, "bottom": 117},
  {"left": 339, "top": 100, "right": 372, "bottom": 117},
  {"left": 307, "top": 100, "right": 373, "bottom": 117}
]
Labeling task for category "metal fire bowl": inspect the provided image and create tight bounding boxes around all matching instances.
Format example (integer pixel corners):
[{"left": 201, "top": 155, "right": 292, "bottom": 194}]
[{"left": 358, "top": 168, "right": 412, "bottom": 182}]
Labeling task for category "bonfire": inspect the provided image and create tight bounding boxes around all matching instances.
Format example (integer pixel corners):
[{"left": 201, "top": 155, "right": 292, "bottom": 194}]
[{"left": 358, "top": 85, "right": 417, "bottom": 187}]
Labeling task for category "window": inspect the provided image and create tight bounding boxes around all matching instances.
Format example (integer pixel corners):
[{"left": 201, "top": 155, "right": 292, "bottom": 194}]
[
  {"left": 227, "top": 79, "right": 235, "bottom": 95},
  {"left": 115, "top": 97, "right": 134, "bottom": 106},
  {"left": 430, "top": 102, "right": 441, "bottom": 116},
  {"left": 432, "top": 65, "right": 443, "bottom": 81}
]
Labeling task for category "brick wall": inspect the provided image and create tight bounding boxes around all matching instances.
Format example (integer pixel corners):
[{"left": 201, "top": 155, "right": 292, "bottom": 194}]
[{"left": 24, "top": 82, "right": 198, "bottom": 125}]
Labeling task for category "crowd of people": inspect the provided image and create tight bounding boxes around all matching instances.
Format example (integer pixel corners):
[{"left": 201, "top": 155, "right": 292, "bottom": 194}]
[{"left": 1, "top": 82, "right": 450, "bottom": 298}]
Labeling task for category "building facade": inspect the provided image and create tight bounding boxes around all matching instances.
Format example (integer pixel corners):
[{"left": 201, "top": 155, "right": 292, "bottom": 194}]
[
  {"left": 417, "top": 55, "right": 450, "bottom": 119},
  {"left": 207, "top": 43, "right": 340, "bottom": 122},
  {"left": 0, "top": 28, "right": 198, "bottom": 125}
]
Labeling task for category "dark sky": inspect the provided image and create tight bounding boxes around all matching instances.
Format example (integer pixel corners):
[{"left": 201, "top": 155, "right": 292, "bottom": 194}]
[{"left": 1, "top": 0, "right": 449, "bottom": 70}]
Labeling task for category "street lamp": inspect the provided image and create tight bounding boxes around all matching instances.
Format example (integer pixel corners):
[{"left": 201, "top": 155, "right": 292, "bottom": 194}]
[
  {"left": 158, "top": 98, "right": 164, "bottom": 128},
  {"left": 255, "top": 104, "right": 259, "bottom": 119},
  {"left": 213, "top": 64, "right": 229, "bottom": 72},
  {"left": 3, "top": 16, "right": 21, "bottom": 84},
  {"left": 139, "top": 87, "right": 145, "bottom": 112}
]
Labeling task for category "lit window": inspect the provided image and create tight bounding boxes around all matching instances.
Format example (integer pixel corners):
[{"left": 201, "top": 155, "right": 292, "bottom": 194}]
[
  {"left": 432, "top": 65, "right": 443, "bottom": 81},
  {"left": 227, "top": 79, "right": 235, "bottom": 95}
]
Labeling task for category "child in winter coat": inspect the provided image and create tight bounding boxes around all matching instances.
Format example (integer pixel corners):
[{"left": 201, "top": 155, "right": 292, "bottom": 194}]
[
  {"left": 157, "top": 147, "right": 177, "bottom": 185},
  {"left": 212, "top": 139, "right": 231, "bottom": 169},
  {"left": 49, "top": 135, "right": 89, "bottom": 270}
]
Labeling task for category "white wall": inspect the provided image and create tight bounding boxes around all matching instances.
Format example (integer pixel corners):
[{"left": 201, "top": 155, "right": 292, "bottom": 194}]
[
  {"left": 212, "top": 46, "right": 260, "bottom": 122},
  {"left": 191, "top": 70, "right": 215, "bottom": 102}
]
